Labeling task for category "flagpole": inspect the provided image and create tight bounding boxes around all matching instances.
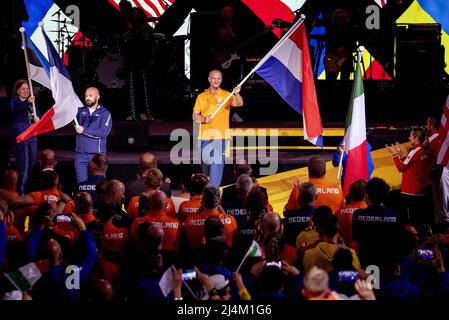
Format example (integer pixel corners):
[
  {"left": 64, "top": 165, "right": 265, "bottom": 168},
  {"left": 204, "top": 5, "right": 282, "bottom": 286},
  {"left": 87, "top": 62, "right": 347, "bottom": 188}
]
[
  {"left": 236, "top": 248, "right": 250, "bottom": 273},
  {"left": 19, "top": 27, "right": 37, "bottom": 118},
  {"left": 38, "top": 22, "right": 80, "bottom": 127},
  {"left": 210, "top": 15, "right": 306, "bottom": 119},
  {"left": 337, "top": 46, "right": 364, "bottom": 180},
  {"left": 336, "top": 147, "right": 344, "bottom": 180}
]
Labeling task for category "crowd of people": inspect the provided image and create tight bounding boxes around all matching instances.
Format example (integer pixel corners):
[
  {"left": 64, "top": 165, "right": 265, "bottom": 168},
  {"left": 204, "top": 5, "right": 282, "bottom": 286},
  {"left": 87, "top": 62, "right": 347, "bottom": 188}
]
[{"left": 0, "top": 137, "right": 448, "bottom": 301}]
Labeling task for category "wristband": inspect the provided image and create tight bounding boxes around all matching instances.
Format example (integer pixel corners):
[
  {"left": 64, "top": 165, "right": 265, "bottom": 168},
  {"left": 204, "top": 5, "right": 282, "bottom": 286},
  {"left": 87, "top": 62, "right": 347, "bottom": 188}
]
[{"left": 174, "top": 297, "right": 183, "bottom": 300}]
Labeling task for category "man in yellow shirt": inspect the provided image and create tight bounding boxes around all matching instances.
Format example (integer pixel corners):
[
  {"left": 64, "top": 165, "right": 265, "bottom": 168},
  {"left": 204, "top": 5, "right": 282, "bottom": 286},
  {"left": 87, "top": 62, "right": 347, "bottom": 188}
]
[{"left": 192, "top": 69, "right": 243, "bottom": 186}]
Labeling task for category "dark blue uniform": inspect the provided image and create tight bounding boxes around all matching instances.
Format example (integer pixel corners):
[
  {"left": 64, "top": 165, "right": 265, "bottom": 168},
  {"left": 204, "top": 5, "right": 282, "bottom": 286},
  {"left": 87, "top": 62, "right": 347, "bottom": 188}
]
[
  {"left": 283, "top": 205, "right": 316, "bottom": 246},
  {"left": 11, "top": 98, "right": 40, "bottom": 194},
  {"left": 77, "top": 175, "right": 106, "bottom": 202},
  {"left": 75, "top": 105, "right": 112, "bottom": 183}
]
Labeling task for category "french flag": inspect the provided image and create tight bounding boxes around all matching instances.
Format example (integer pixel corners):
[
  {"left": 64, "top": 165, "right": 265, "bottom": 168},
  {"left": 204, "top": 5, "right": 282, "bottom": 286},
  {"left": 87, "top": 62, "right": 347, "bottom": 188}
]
[
  {"left": 23, "top": 30, "right": 51, "bottom": 89},
  {"left": 16, "top": 28, "right": 82, "bottom": 143},
  {"left": 255, "top": 20, "right": 323, "bottom": 146}
]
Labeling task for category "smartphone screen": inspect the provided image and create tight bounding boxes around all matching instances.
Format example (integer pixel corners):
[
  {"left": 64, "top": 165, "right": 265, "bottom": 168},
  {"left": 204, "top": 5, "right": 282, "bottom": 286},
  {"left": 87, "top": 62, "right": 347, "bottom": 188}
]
[
  {"left": 417, "top": 249, "right": 433, "bottom": 260},
  {"left": 338, "top": 271, "right": 359, "bottom": 282},
  {"left": 181, "top": 269, "right": 196, "bottom": 281},
  {"left": 56, "top": 215, "right": 71, "bottom": 223}
]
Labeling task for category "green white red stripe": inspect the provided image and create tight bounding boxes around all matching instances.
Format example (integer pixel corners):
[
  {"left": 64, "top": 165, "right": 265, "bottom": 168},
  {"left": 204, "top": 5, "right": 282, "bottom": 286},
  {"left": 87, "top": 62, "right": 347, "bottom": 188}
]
[{"left": 343, "top": 49, "right": 369, "bottom": 195}]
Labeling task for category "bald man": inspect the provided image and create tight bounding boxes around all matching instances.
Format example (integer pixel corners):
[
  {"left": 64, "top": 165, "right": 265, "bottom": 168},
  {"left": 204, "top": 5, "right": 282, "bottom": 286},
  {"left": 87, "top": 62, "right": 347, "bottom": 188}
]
[
  {"left": 192, "top": 69, "right": 243, "bottom": 187},
  {"left": 74, "top": 87, "right": 112, "bottom": 183}
]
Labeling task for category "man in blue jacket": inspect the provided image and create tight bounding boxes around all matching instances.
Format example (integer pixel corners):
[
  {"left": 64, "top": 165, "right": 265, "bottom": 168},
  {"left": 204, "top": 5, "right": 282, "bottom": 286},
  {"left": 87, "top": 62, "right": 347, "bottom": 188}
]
[{"left": 74, "top": 87, "right": 112, "bottom": 183}]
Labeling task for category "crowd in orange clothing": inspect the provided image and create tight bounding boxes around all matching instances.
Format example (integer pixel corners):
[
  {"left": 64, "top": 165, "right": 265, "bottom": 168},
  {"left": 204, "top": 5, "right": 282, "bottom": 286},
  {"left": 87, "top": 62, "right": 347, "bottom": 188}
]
[{"left": 0, "top": 135, "right": 449, "bottom": 301}]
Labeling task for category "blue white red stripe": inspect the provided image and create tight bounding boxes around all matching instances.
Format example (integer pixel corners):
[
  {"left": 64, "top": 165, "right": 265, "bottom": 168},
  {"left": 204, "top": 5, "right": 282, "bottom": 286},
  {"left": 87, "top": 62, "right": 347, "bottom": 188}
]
[{"left": 255, "top": 21, "right": 323, "bottom": 146}]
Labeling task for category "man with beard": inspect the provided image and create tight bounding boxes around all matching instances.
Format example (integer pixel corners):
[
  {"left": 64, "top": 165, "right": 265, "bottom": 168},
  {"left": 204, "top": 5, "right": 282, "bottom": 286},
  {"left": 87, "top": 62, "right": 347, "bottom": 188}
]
[{"left": 74, "top": 87, "right": 112, "bottom": 183}]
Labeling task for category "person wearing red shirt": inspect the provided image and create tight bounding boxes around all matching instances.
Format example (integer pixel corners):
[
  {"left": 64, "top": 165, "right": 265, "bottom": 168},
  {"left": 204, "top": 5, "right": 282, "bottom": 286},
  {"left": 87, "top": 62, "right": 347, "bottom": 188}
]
[
  {"left": 178, "top": 173, "right": 209, "bottom": 222},
  {"left": 335, "top": 179, "right": 367, "bottom": 247},
  {"left": 96, "top": 200, "right": 128, "bottom": 261},
  {"left": 73, "top": 192, "right": 97, "bottom": 225},
  {"left": 184, "top": 185, "right": 237, "bottom": 250},
  {"left": 285, "top": 157, "right": 344, "bottom": 214},
  {"left": 127, "top": 168, "right": 175, "bottom": 221},
  {"left": 130, "top": 190, "right": 182, "bottom": 253},
  {"left": 387, "top": 127, "right": 432, "bottom": 226}
]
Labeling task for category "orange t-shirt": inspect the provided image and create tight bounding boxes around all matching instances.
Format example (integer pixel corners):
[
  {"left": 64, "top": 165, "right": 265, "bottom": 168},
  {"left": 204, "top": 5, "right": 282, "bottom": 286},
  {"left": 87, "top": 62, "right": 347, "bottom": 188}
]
[
  {"left": 103, "top": 221, "right": 128, "bottom": 254},
  {"left": 285, "top": 178, "right": 344, "bottom": 213},
  {"left": 193, "top": 88, "right": 237, "bottom": 140},
  {"left": 62, "top": 200, "right": 76, "bottom": 214},
  {"left": 335, "top": 200, "right": 367, "bottom": 246},
  {"left": 28, "top": 187, "right": 61, "bottom": 206},
  {"left": 178, "top": 195, "right": 202, "bottom": 222},
  {"left": 183, "top": 209, "right": 237, "bottom": 249},
  {"left": 6, "top": 226, "right": 22, "bottom": 242},
  {"left": 127, "top": 193, "right": 176, "bottom": 221},
  {"left": 130, "top": 210, "right": 182, "bottom": 252}
]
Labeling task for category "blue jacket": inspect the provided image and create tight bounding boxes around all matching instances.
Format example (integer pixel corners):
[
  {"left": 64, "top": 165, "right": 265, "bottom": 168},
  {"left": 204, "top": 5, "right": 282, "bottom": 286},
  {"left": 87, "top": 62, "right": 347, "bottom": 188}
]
[
  {"left": 27, "top": 229, "right": 97, "bottom": 300},
  {"left": 75, "top": 105, "right": 112, "bottom": 154},
  {"left": 10, "top": 98, "right": 41, "bottom": 141},
  {"left": 332, "top": 141, "right": 374, "bottom": 183}
]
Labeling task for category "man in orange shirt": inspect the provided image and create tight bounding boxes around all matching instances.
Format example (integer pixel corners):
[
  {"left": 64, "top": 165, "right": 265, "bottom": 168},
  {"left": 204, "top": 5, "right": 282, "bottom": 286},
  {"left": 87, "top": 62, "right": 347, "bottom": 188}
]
[
  {"left": 73, "top": 192, "right": 97, "bottom": 225},
  {"left": 130, "top": 190, "right": 182, "bottom": 253},
  {"left": 184, "top": 185, "right": 237, "bottom": 249},
  {"left": 178, "top": 173, "right": 209, "bottom": 222},
  {"left": 335, "top": 179, "right": 367, "bottom": 247},
  {"left": 0, "top": 170, "right": 66, "bottom": 209},
  {"left": 192, "top": 69, "right": 243, "bottom": 187},
  {"left": 127, "top": 168, "right": 175, "bottom": 221},
  {"left": 285, "top": 156, "right": 344, "bottom": 213},
  {"left": 96, "top": 200, "right": 128, "bottom": 260}
]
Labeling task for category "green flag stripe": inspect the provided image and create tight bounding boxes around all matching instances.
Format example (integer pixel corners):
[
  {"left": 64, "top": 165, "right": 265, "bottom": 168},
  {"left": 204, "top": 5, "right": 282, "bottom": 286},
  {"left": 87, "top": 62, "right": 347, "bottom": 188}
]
[{"left": 345, "top": 53, "right": 364, "bottom": 131}]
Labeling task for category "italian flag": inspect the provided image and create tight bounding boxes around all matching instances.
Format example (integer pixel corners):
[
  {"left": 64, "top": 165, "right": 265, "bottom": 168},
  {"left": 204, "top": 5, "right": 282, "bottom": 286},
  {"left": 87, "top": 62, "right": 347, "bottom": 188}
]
[
  {"left": 343, "top": 48, "right": 369, "bottom": 196},
  {"left": 4, "top": 262, "right": 45, "bottom": 292}
]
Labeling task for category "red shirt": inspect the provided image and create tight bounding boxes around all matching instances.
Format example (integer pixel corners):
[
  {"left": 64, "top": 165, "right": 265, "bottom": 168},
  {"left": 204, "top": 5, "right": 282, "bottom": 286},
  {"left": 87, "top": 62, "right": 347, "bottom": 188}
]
[
  {"left": 393, "top": 144, "right": 432, "bottom": 196},
  {"left": 285, "top": 178, "right": 344, "bottom": 213},
  {"left": 335, "top": 200, "right": 367, "bottom": 246},
  {"left": 183, "top": 209, "right": 238, "bottom": 249},
  {"left": 103, "top": 221, "right": 128, "bottom": 254},
  {"left": 178, "top": 195, "right": 202, "bottom": 222},
  {"left": 127, "top": 192, "right": 176, "bottom": 221},
  {"left": 28, "top": 187, "right": 61, "bottom": 205},
  {"left": 6, "top": 225, "right": 22, "bottom": 242},
  {"left": 130, "top": 210, "right": 182, "bottom": 252},
  {"left": 428, "top": 130, "right": 441, "bottom": 164}
]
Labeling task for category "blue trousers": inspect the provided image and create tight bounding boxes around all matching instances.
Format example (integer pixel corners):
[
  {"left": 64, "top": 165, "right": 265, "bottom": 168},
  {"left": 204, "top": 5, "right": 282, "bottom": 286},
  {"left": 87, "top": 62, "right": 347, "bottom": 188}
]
[
  {"left": 75, "top": 152, "right": 96, "bottom": 183},
  {"left": 199, "top": 139, "right": 226, "bottom": 187},
  {"left": 15, "top": 139, "right": 37, "bottom": 194}
]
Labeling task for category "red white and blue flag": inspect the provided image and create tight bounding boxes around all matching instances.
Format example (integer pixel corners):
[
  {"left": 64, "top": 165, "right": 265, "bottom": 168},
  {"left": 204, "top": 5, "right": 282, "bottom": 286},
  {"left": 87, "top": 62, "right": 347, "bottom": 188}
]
[
  {"left": 437, "top": 95, "right": 449, "bottom": 167},
  {"left": 16, "top": 29, "right": 82, "bottom": 143},
  {"left": 255, "top": 20, "right": 323, "bottom": 146}
]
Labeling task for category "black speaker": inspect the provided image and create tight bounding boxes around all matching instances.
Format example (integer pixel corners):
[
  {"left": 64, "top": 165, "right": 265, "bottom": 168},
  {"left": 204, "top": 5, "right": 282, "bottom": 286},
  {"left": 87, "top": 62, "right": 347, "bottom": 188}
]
[{"left": 113, "top": 122, "right": 149, "bottom": 150}]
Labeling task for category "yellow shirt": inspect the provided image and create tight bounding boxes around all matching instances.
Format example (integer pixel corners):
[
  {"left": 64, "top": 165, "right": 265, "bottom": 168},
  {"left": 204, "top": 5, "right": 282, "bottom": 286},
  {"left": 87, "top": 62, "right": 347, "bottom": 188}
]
[
  {"left": 193, "top": 88, "right": 234, "bottom": 140},
  {"left": 302, "top": 242, "right": 361, "bottom": 273}
]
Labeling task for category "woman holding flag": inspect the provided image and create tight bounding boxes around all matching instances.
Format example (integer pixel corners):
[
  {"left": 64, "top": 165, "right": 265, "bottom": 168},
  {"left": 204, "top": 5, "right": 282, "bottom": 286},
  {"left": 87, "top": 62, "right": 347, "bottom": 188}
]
[{"left": 10, "top": 79, "right": 40, "bottom": 194}]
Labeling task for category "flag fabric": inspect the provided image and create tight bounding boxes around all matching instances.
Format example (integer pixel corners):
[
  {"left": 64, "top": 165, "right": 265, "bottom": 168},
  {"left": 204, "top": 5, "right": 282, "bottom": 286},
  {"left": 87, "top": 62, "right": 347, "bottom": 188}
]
[
  {"left": 236, "top": 240, "right": 263, "bottom": 272},
  {"left": 241, "top": 0, "right": 305, "bottom": 37},
  {"left": 342, "top": 50, "right": 369, "bottom": 196},
  {"left": 108, "top": 0, "right": 175, "bottom": 27},
  {"left": 255, "top": 20, "right": 323, "bottom": 146},
  {"left": 16, "top": 28, "right": 83, "bottom": 143},
  {"left": 246, "top": 240, "right": 263, "bottom": 257},
  {"left": 374, "top": 0, "right": 388, "bottom": 8},
  {"left": 23, "top": 31, "right": 51, "bottom": 89},
  {"left": 23, "top": 0, "right": 80, "bottom": 63},
  {"left": 4, "top": 262, "right": 43, "bottom": 292},
  {"left": 437, "top": 95, "right": 449, "bottom": 167}
]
